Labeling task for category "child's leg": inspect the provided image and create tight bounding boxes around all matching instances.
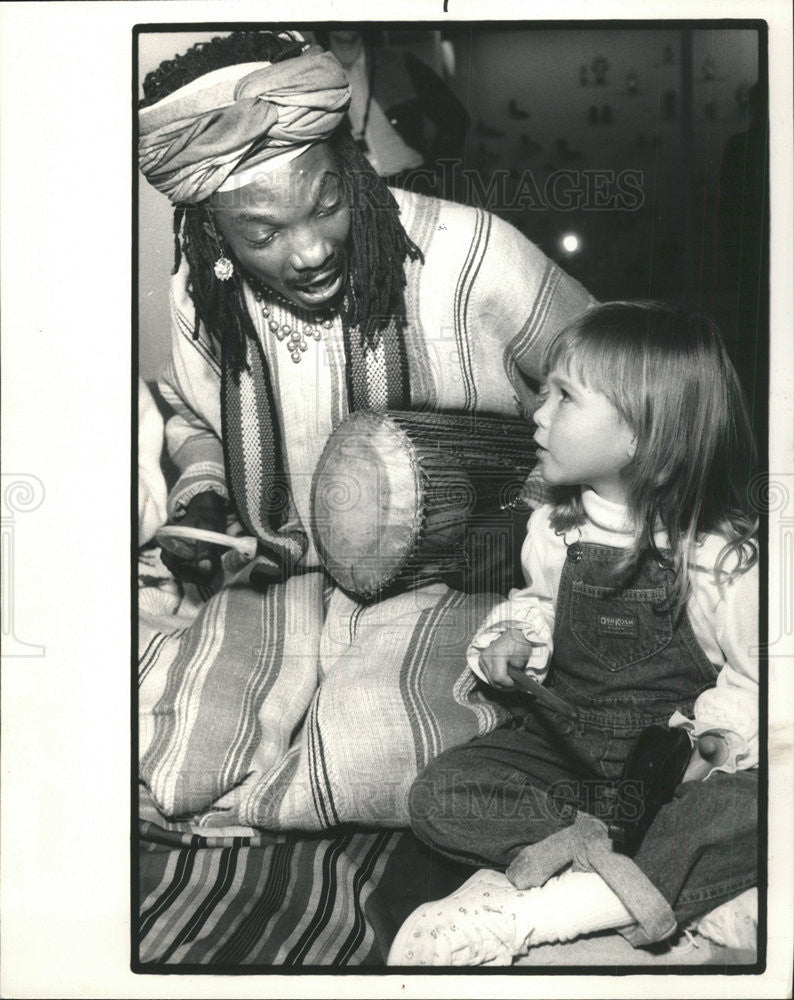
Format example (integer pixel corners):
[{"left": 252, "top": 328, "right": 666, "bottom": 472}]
[
  {"left": 392, "top": 714, "right": 638, "bottom": 966},
  {"left": 390, "top": 770, "right": 758, "bottom": 965},
  {"left": 409, "top": 712, "right": 601, "bottom": 868},
  {"left": 625, "top": 768, "right": 757, "bottom": 942}
]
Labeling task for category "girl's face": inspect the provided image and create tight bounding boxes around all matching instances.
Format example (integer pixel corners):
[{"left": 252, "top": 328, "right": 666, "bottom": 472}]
[
  {"left": 209, "top": 142, "right": 351, "bottom": 311},
  {"left": 533, "top": 363, "right": 637, "bottom": 503}
]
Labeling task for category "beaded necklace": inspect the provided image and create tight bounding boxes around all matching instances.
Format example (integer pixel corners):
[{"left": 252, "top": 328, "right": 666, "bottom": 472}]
[{"left": 251, "top": 285, "right": 338, "bottom": 364}]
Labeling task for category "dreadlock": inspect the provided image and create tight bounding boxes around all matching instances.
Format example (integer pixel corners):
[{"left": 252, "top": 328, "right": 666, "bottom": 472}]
[{"left": 141, "top": 30, "right": 424, "bottom": 377}]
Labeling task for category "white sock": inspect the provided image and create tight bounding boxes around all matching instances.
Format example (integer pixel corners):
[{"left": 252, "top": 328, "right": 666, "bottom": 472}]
[{"left": 514, "top": 870, "right": 635, "bottom": 948}]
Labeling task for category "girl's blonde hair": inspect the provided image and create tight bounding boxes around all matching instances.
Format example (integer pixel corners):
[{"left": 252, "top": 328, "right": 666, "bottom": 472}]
[{"left": 541, "top": 301, "right": 758, "bottom": 609}]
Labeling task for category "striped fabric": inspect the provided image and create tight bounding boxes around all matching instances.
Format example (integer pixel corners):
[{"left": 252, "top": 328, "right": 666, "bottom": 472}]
[
  {"left": 140, "top": 570, "right": 508, "bottom": 828},
  {"left": 222, "top": 318, "right": 309, "bottom": 573},
  {"left": 137, "top": 810, "right": 473, "bottom": 966},
  {"left": 452, "top": 205, "right": 490, "bottom": 411},
  {"left": 138, "top": 823, "right": 396, "bottom": 965}
]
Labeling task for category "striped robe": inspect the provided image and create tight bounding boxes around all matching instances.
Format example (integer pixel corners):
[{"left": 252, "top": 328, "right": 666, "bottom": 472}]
[{"left": 140, "top": 189, "right": 593, "bottom": 833}]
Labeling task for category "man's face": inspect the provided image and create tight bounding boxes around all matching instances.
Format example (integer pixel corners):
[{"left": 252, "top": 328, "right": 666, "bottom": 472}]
[{"left": 209, "top": 142, "right": 351, "bottom": 311}]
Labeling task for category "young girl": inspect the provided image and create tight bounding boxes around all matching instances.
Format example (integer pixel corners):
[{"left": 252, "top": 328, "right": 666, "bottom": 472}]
[{"left": 388, "top": 301, "right": 759, "bottom": 966}]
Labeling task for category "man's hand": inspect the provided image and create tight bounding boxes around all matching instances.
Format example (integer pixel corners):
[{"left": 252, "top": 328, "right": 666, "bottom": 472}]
[
  {"left": 160, "top": 491, "right": 227, "bottom": 584},
  {"left": 478, "top": 627, "right": 545, "bottom": 690},
  {"left": 681, "top": 731, "right": 730, "bottom": 782}
]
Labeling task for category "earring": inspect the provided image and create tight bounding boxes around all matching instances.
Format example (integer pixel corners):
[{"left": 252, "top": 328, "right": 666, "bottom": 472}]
[
  {"left": 207, "top": 212, "right": 234, "bottom": 281},
  {"left": 214, "top": 255, "right": 234, "bottom": 281}
]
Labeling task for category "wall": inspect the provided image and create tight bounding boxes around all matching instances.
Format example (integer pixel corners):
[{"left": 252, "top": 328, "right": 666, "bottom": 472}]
[
  {"left": 448, "top": 27, "right": 758, "bottom": 308},
  {"left": 138, "top": 32, "right": 231, "bottom": 381}
]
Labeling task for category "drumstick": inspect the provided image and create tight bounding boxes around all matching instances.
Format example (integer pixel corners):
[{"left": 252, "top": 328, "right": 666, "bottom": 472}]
[
  {"left": 505, "top": 667, "right": 608, "bottom": 778},
  {"left": 506, "top": 665, "right": 579, "bottom": 721}
]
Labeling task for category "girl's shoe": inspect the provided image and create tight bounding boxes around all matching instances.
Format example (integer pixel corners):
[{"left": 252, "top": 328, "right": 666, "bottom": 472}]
[{"left": 387, "top": 868, "right": 528, "bottom": 966}]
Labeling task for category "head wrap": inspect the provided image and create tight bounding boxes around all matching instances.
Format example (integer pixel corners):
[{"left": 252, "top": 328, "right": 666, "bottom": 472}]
[{"left": 138, "top": 47, "right": 351, "bottom": 204}]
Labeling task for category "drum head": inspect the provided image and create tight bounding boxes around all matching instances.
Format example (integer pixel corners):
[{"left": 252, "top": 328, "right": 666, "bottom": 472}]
[{"left": 311, "top": 412, "right": 422, "bottom": 597}]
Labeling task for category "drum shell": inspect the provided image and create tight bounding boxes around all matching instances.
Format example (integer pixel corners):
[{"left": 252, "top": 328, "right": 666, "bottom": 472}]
[{"left": 310, "top": 410, "right": 538, "bottom": 599}]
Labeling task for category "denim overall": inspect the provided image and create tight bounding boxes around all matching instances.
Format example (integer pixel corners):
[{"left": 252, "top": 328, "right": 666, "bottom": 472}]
[
  {"left": 410, "top": 537, "right": 757, "bottom": 933},
  {"left": 541, "top": 539, "right": 719, "bottom": 806}
]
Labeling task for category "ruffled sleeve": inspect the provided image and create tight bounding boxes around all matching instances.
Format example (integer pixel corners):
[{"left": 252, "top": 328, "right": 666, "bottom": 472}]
[
  {"left": 467, "top": 506, "right": 566, "bottom": 684},
  {"left": 669, "top": 541, "right": 759, "bottom": 776}
]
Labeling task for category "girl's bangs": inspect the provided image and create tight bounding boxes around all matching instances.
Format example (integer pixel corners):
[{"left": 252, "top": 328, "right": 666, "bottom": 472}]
[{"left": 542, "top": 317, "right": 636, "bottom": 408}]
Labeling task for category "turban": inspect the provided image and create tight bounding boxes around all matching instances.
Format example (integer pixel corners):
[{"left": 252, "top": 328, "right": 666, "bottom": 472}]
[{"left": 138, "top": 47, "right": 352, "bottom": 204}]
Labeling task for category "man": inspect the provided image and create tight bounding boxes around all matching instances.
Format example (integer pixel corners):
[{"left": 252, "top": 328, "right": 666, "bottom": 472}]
[{"left": 137, "top": 30, "right": 592, "bottom": 833}]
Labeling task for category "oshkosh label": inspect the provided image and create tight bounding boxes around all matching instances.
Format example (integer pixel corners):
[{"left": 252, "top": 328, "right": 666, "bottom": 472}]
[{"left": 597, "top": 613, "right": 638, "bottom": 637}]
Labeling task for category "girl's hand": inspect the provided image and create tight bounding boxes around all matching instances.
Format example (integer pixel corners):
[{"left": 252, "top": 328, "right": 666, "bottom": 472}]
[
  {"left": 478, "top": 628, "right": 545, "bottom": 690},
  {"left": 681, "top": 731, "right": 730, "bottom": 782},
  {"left": 160, "top": 491, "right": 227, "bottom": 583}
]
